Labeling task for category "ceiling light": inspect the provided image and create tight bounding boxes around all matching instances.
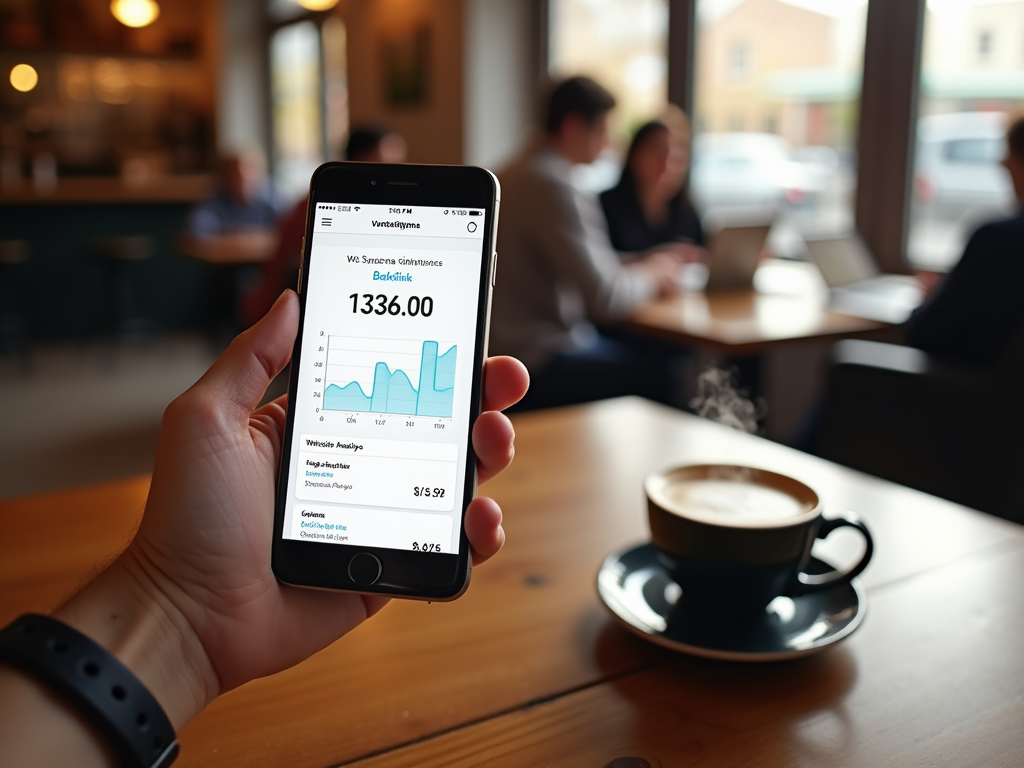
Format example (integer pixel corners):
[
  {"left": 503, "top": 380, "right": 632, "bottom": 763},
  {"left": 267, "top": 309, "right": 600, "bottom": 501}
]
[
  {"left": 296, "top": 0, "right": 340, "bottom": 10},
  {"left": 10, "top": 64, "right": 38, "bottom": 93},
  {"left": 110, "top": 0, "right": 160, "bottom": 28}
]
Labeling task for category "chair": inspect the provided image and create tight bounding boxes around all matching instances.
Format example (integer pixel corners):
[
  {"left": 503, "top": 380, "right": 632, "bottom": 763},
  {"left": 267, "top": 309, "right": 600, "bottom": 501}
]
[
  {"left": 90, "top": 236, "right": 155, "bottom": 342},
  {"left": 0, "top": 240, "right": 31, "bottom": 371},
  {"left": 813, "top": 327, "right": 1024, "bottom": 523}
]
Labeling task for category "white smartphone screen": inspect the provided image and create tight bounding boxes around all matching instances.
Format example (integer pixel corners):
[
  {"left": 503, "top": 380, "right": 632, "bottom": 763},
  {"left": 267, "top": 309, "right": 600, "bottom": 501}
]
[{"left": 280, "top": 202, "right": 487, "bottom": 555}]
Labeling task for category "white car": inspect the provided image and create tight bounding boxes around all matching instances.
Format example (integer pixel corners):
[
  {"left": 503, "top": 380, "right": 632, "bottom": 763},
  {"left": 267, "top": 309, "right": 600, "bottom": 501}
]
[
  {"left": 913, "top": 111, "right": 1014, "bottom": 224},
  {"left": 690, "top": 132, "right": 814, "bottom": 214},
  {"left": 909, "top": 111, "right": 1016, "bottom": 268}
]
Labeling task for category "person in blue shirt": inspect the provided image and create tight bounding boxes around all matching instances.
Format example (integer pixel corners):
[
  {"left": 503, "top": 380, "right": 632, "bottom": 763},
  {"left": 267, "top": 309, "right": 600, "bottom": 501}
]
[
  {"left": 905, "top": 113, "right": 1024, "bottom": 368},
  {"left": 186, "top": 148, "right": 283, "bottom": 337},
  {"left": 187, "top": 148, "right": 281, "bottom": 238}
]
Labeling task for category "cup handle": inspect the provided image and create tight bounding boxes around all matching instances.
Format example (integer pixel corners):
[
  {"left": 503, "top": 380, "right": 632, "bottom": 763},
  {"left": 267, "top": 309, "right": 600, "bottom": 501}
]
[{"left": 796, "top": 512, "right": 874, "bottom": 591}]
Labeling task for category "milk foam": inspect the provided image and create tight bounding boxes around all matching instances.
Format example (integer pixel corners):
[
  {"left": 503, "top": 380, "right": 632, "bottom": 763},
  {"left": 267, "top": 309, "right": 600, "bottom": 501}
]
[{"left": 661, "top": 479, "right": 807, "bottom": 526}]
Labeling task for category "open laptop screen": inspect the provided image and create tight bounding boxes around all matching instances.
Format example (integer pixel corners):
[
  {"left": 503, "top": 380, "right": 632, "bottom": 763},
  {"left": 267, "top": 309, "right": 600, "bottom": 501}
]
[{"left": 805, "top": 235, "right": 880, "bottom": 287}]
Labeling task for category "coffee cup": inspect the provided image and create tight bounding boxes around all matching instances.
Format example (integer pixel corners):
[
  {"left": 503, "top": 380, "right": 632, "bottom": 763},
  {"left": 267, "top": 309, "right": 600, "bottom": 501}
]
[{"left": 645, "top": 464, "right": 873, "bottom": 622}]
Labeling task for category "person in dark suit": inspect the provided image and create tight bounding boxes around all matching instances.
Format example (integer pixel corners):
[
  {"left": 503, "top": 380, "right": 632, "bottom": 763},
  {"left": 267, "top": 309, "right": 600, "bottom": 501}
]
[
  {"left": 600, "top": 109, "right": 705, "bottom": 256},
  {"left": 905, "top": 113, "right": 1024, "bottom": 368}
]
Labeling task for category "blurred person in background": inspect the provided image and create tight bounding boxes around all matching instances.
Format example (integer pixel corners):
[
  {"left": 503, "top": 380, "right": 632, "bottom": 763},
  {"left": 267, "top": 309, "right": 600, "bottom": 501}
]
[
  {"left": 905, "top": 113, "right": 1024, "bottom": 368},
  {"left": 344, "top": 125, "right": 408, "bottom": 164},
  {"left": 490, "top": 77, "right": 687, "bottom": 411},
  {"left": 186, "top": 148, "right": 282, "bottom": 252},
  {"left": 243, "top": 126, "right": 408, "bottom": 327},
  {"left": 185, "top": 148, "right": 283, "bottom": 339},
  {"left": 600, "top": 108, "right": 706, "bottom": 257}
]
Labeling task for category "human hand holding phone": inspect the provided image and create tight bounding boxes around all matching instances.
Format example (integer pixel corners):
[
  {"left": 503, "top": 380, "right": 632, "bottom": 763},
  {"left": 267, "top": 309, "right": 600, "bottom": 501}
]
[{"left": 52, "top": 290, "right": 528, "bottom": 729}]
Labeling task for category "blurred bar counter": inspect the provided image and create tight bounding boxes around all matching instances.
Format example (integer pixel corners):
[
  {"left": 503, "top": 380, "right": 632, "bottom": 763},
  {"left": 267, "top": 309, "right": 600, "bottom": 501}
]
[
  {"left": 0, "top": 175, "right": 220, "bottom": 342},
  {"left": 0, "top": 174, "right": 214, "bottom": 205}
]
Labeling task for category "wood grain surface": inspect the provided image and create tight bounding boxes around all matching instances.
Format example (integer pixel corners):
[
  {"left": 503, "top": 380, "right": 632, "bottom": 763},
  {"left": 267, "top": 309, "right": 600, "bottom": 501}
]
[
  {"left": 349, "top": 544, "right": 1024, "bottom": 768},
  {"left": 1, "top": 398, "right": 1021, "bottom": 767},
  {"left": 0, "top": 476, "right": 150, "bottom": 623}
]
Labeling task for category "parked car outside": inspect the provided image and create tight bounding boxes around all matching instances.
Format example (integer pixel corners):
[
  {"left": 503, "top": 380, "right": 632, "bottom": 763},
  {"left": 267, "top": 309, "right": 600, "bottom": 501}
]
[
  {"left": 689, "top": 132, "right": 815, "bottom": 214},
  {"left": 909, "top": 111, "right": 1016, "bottom": 269}
]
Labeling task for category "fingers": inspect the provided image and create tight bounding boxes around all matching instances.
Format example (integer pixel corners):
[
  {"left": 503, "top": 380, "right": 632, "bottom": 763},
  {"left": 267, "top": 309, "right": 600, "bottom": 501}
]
[
  {"left": 473, "top": 410, "right": 515, "bottom": 485},
  {"left": 251, "top": 394, "right": 289, "bottom": 434},
  {"left": 193, "top": 291, "right": 299, "bottom": 421},
  {"left": 482, "top": 356, "right": 529, "bottom": 413},
  {"left": 248, "top": 394, "right": 290, "bottom": 464},
  {"left": 464, "top": 496, "right": 504, "bottom": 566}
]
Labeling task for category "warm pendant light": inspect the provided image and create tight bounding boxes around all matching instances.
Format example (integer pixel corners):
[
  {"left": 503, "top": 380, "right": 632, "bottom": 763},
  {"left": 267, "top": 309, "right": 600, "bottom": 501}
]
[
  {"left": 10, "top": 64, "right": 39, "bottom": 92},
  {"left": 296, "top": 0, "right": 340, "bottom": 10},
  {"left": 111, "top": 0, "right": 160, "bottom": 28}
]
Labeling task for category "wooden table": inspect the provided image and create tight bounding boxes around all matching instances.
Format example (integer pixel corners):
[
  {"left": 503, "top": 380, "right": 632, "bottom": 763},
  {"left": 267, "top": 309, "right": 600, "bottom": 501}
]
[
  {"left": 624, "top": 260, "right": 892, "bottom": 355},
  {"left": 2, "top": 398, "right": 1023, "bottom": 767}
]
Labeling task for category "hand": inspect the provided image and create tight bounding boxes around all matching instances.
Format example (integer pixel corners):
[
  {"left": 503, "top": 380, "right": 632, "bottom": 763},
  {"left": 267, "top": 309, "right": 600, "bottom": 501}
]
[
  {"left": 655, "top": 241, "right": 706, "bottom": 264},
  {"left": 54, "top": 290, "right": 529, "bottom": 728},
  {"left": 915, "top": 269, "right": 944, "bottom": 297},
  {"left": 638, "top": 249, "right": 685, "bottom": 296}
]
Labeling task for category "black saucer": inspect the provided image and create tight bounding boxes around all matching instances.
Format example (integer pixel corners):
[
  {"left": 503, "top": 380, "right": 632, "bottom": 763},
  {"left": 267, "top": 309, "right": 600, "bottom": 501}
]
[{"left": 597, "top": 542, "right": 865, "bottom": 661}]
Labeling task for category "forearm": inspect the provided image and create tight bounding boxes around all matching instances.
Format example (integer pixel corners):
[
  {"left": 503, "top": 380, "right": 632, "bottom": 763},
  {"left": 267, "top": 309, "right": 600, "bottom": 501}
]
[
  {"left": 0, "top": 549, "right": 219, "bottom": 766},
  {"left": 0, "top": 665, "right": 113, "bottom": 768},
  {"left": 54, "top": 548, "right": 219, "bottom": 729}
]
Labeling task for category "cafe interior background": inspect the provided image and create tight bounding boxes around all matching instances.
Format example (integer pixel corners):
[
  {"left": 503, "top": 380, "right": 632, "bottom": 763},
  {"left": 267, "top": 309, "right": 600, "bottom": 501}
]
[{"left": 1, "top": 0, "right": 1023, "bottom": 510}]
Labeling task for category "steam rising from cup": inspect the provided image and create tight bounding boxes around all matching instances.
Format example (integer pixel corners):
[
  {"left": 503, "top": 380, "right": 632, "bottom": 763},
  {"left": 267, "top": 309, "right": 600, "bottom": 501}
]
[{"left": 688, "top": 365, "right": 765, "bottom": 435}]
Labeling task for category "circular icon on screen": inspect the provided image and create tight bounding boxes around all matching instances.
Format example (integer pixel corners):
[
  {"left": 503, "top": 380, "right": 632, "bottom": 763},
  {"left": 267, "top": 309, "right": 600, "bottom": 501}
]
[{"left": 467, "top": 222, "right": 478, "bottom": 233}]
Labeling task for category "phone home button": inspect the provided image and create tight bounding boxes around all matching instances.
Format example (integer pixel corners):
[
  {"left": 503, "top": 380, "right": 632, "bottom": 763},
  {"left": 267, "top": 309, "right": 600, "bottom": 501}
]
[{"left": 348, "top": 553, "right": 382, "bottom": 586}]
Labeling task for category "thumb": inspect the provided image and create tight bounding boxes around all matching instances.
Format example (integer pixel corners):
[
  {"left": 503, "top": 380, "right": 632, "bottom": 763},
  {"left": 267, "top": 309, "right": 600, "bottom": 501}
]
[{"left": 193, "top": 290, "right": 299, "bottom": 421}]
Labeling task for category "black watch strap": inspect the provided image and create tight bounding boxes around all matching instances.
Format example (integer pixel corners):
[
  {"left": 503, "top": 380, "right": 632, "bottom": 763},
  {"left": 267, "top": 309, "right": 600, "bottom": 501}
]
[{"left": 0, "top": 614, "right": 179, "bottom": 768}]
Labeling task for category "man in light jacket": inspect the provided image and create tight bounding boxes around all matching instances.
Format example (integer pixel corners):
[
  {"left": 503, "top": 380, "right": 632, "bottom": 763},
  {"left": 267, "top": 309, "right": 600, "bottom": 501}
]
[{"left": 491, "top": 77, "right": 685, "bottom": 410}]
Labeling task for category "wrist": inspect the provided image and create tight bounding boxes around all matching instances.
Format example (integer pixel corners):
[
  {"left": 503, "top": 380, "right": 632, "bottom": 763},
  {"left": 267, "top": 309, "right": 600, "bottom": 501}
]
[{"left": 53, "top": 547, "right": 219, "bottom": 729}]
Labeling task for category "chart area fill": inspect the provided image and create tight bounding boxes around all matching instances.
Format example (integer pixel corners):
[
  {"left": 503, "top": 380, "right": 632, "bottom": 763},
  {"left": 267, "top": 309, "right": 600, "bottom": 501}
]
[{"left": 323, "top": 336, "right": 457, "bottom": 417}]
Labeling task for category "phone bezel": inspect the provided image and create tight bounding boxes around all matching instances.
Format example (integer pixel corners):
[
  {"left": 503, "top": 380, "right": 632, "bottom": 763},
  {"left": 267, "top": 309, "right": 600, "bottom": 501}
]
[{"left": 271, "top": 161, "right": 498, "bottom": 600}]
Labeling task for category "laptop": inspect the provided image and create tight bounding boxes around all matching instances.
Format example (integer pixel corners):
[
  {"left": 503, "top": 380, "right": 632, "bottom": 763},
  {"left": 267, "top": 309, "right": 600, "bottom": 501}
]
[
  {"left": 804, "top": 234, "right": 923, "bottom": 324},
  {"left": 703, "top": 222, "right": 774, "bottom": 292}
]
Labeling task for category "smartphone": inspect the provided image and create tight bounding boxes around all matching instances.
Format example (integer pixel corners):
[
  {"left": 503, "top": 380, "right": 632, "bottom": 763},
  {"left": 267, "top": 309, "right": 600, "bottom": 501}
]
[{"left": 272, "top": 162, "right": 499, "bottom": 600}]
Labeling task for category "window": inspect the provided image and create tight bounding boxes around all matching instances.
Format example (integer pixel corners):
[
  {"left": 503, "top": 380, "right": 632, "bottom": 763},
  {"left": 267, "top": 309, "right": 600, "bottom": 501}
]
[
  {"left": 908, "top": 0, "right": 1024, "bottom": 270},
  {"left": 268, "top": 14, "right": 349, "bottom": 202},
  {"left": 692, "top": 0, "right": 868, "bottom": 255},
  {"left": 978, "top": 30, "right": 992, "bottom": 59},
  {"left": 270, "top": 21, "right": 324, "bottom": 201},
  {"left": 727, "top": 41, "right": 753, "bottom": 85},
  {"left": 321, "top": 15, "right": 349, "bottom": 161},
  {"left": 549, "top": 0, "right": 669, "bottom": 148},
  {"left": 944, "top": 137, "right": 1003, "bottom": 164}
]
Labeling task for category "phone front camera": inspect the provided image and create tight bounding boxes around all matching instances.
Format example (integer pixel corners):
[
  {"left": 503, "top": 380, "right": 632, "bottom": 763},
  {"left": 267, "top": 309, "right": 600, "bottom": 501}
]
[{"left": 371, "top": 180, "right": 377, "bottom": 186}]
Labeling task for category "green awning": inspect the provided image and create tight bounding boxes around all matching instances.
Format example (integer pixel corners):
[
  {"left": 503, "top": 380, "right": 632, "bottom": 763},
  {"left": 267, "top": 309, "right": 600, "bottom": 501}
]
[
  {"left": 761, "top": 67, "right": 1024, "bottom": 103},
  {"left": 761, "top": 68, "right": 861, "bottom": 102}
]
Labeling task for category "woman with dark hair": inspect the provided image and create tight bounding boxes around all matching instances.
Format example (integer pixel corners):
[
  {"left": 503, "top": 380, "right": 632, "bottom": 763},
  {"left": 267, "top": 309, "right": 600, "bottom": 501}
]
[{"left": 600, "top": 111, "right": 705, "bottom": 256}]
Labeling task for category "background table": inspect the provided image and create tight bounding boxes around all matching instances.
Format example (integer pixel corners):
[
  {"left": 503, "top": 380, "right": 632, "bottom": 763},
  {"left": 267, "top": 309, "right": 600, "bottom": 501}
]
[
  {"left": 623, "top": 260, "right": 903, "bottom": 441},
  {"left": 624, "top": 260, "right": 892, "bottom": 356},
  {"left": 2, "top": 398, "right": 1023, "bottom": 767}
]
